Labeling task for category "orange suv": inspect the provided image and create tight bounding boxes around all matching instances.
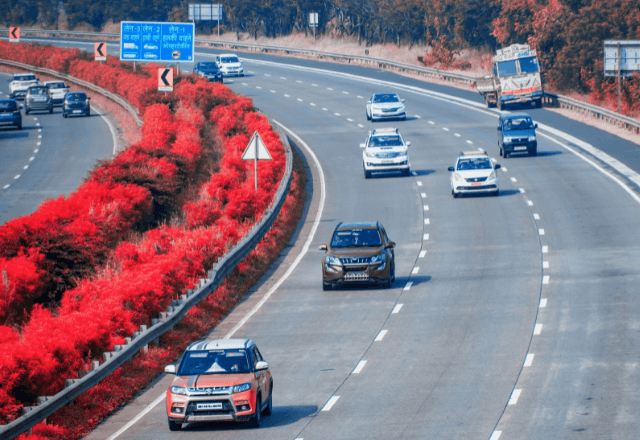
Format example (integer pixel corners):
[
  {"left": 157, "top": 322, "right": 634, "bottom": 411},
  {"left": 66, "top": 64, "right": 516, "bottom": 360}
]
[
  {"left": 319, "top": 222, "right": 396, "bottom": 290},
  {"left": 164, "top": 339, "right": 273, "bottom": 431}
]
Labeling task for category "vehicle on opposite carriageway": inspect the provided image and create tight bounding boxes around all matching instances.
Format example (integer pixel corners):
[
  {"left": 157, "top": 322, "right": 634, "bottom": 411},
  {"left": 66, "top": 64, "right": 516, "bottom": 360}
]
[
  {"left": 164, "top": 339, "right": 272, "bottom": 431},
  {"left": 319, "top": 222, "right": 396, "bottom": 290},
  {"left": 448, "top": 150, "right": 501, "bottom": 198},
  {"left": 361, "top": 127, "right": 411, "bottom": 178}
]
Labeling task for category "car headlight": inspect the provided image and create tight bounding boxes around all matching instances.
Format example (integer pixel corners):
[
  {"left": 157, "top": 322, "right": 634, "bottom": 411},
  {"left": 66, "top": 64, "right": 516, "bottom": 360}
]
[
  {"left": 454, "top": 173, "right": 463, "bottom": 181},
  {"left": 170, "top": 386, "right": 188, "bottom": 396},
  {"left": 370, "top": 254, "right": 385, "bottom": 264},
  {"left": 232, "top": 383, "right": 252, "bottom": 394},
  {"left": 504, "top": 137, "right": 513, "bottom": 142},
  {"left": 528, "top": 135, "right": 536, "bottom": 141},
  {"left": 489, "top": 171, "right": 496, "bottom": 180},
  {"left": 399, "top": 149, "right": 408, "bottom": 157},
  {"left": 365, "top": 151, "right": 376, "bottom": 158},
  {"left": 326, "top": 255, "right": 342, "bottom": 265}
]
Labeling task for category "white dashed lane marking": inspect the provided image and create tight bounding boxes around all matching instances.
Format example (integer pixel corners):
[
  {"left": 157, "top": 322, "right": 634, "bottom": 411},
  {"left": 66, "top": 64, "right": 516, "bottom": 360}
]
[
  {"left": 419, "top": 250, "right": 427, "bottom": 258},
  {"left": 23, "top": 165, "right": 28, "bottom": 170},
  {"left": 424, "top": 218, "right": 430, "bottom": 224},
  {"left": 352, "top": 360, "right": 367, "bottom": 374},
  {"left": 34, "top": 149, "right": 39, "bottom": 153},
  {"left": 533, "top": 213, "right": 540, "bottom": 220},
  {"left": 297, "top": 98, "right": 303, "bottom": 102},
  {"left": 357, "top": 124, "right": 364, "bottom": 128},
  {"left": 342, "top": 91, "right": 349, "bottom": 94},
  {"left": 327, "top": 87, "right": 333, "bottom": 90},
  {"left": 417, "top": 181, "right": 422, "bottom": 186},
  {"left": 375, "top": 330, "right": 388, "bottom": 341},
  {"left": 357, "top": 95, "right": 363, "bottom": 99},
  {"left": 3, "top": 184, "right": 10, "bottom": 189},
  {"left": 443, "top": 127, "right": 450, "bottom": 131},
  {"left": 14, "top": 175, "right": 20, "bottom": 179},
  {"left": 534, "top": 323, "right": 543, "bottom": 334},
  {"left": 310, "top": 103, "right": 316, "bottom": 106},
  {"left": 502, "top": 167, "right": 508, "bottom": 172},
  {"left": 392, "top": 304, "right": 403, "bottom": 314},
  {"left": 423, "top": 205, "right": 429, "bottom": 211},
  {"left": 37, "top": 142, "right": 41, "bottom": 146},
  {"left": 543, "top": 275, "right": 550, "bottom": 284},
  {"left": 539, "top": 229, "right": 545, "bottom": 235},
  {"left": 423, "top": 234, "right": 429, "bottom": 240},
  {"left": 421, "top": 193, "right": 427, "bottom": 198},
  {"left": 311, "top": 84, "right": 318, "bottom": 87},
  {"left": 542, "top": 246, "right": 548, "bottom": 253},
  {"left": 511, "top": 177, "right": 517, "bottom": 182},
  {"left": 543, "top": 261, "right": 549, "bottom": 269},
  {"left": 347, "top": 118, "right": 353, "bottom": 122},
  {"left": 454, "top": 133, "right": 461, "bottom": 137},
  {"left": 403, "top": 282, "right": 413, "bottom": 291},
  {"left": 322, "top": 396, "right": 340, "bottom": 411},
  {"left": 412, "top": 267, "right": 419, "bottom": 274},
  {"left": 322, "top": 108, "right": 328, "bottom": 111},
  {"left": 270, "top": 90, "right": 276, "bottom": 93},
  {"left": 241, "top": 83, "right": 248, "bottom": 86},
  {"left": 296, "top": 80, "right": 303, "bottom": 83},
  {"left": 524, "top": 353, "right": 535, "bottom": 367},
  {"left": 428, "top": 121, "right": 434, "bottom": 125},
  {"left": 334, "top": 113, "right": 341, "bottom": 116},
  {"left": 519, "top": 188, "right": 525, "bottom": 193},
  {"left": 280, "top": 77, "right": 286, "bottom": 79},
  {"left": 284, "top": 94, "right": 290, "bottom": 97},
  {"left": 490, "top": 432, "right": 502, "bottom": 440},
  {"left": 466, "top": 140, "right": 473, "bottom": 144},
  {"left": 508, "top": 389, "right": 522, "bottom": 405},
  {"left": 527, "top": 200, "right": 533, "bottom": 206},
  {"left": 540, "top": 298, "right": 548, "bottom": 308},
  {"left": 29, "top": 157, "right": 34, "bottom": 161}
]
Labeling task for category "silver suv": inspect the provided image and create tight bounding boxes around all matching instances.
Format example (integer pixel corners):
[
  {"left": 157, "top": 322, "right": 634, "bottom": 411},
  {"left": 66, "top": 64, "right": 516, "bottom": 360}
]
[{"left": 25, "top": 85, "right": 53, "bottom": 114}]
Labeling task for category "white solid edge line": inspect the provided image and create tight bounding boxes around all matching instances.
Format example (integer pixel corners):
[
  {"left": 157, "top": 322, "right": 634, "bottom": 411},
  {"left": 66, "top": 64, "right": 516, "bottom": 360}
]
[
  {"left": 322, "top": 395, "right": 340, "bottom": 411},
  {"left": 225, "top": 120, "right": 325, "bottom": 339},
  {"left": 95, "top": 106, "right": 119, "bottom": 156},
  {"left": 105, "top": 393, "right": 166, "bottom": 440}
]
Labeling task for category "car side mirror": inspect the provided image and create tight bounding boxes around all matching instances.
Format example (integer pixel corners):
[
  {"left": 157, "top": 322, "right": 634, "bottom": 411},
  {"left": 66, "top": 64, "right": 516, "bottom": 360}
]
[
  {"left": 164, "top": 364, "right": 176, "bottom": 374},
  {"left": 448, "top": 166, "right": 455, "bottom": 172},
  {"left": 255, "top": 361, "right": 269, "bottom": 371},
  {"left": 494, "top": 164, "right": 501, "bottom": 169},
  {"left": 367, "top": 101, "right": 371, "bottom": 104},
  {"left": 534, "top": 123, "right": 538, "bottom": 129},
  {"left": 318, "top": 244, "right": 327, "bottom": 251},
  {"left": 360, "top": 143, "right": 366, "bottom": 148},
  {"left": 401, "top": 99, "right": 405, "bottom": 103},
  {"left": 406, "top": 141, "right": 411, "bottom": 147},
  {"left": 386, "top": 241, "right": 396, "bottom": 249}
]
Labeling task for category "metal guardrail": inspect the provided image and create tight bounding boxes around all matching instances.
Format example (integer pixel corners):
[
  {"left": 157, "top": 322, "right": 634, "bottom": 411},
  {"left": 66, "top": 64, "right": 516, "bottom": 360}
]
[
  {"left": 2, "top": 27, "right": 638, "bottom": 132},
  {"left": 0, "top": 58, "right": 293, "bottom": 437},
  {"left": 0, "top": 58, "right": 142, "bottom": 126}
]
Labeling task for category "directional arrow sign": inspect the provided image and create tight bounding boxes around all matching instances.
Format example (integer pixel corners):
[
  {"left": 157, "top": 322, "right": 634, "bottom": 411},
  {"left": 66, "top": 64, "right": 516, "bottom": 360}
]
[
  {"left": 241, "top": 131, "right": 272, "bottom": 191},
  {"left": 158, "top": 68, "right": 173, "bottom": 92},
  {"left": 9, "top": 27, "right": 20, "bottom": 42},
  {"left": 94, "top": 42, "right": 106, "bottom": 61}
]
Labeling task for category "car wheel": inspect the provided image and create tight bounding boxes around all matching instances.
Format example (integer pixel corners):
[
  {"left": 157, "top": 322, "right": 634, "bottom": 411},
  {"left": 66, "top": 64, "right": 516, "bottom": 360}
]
[
  {"left": 17, "top": 124, "right": 22, "bottom": 130},
  {"left": 401, "top": 115, "right": 407, "bottom": 121},
  {"left": 63, "top": 112, "right": 67, "bottom": 118},
  {"left": 240, "top": 73, "right": 245, "bottom": 77},
  {"left": 530, "top": 149, "right": 537, "bottom": 157},
  {"left": 49, "top": 107, "right": 53, "bottom": 114},
  {"left": 452, "top": 189, "right": 459, "bottom": 198},
  {"left": 168, "top": 420, "right": 182, "bottom": 431},
  {"left": 364, "top": 167, "right": 372, "bottom": 179},
  {"left": 249, "top": 394, "right": 261, "bottom": 428},
  {"left": 262, "top": 383, "right": 273, "bottom": 416},
  {"left": 503, "top": 151, "right": 509, "bottom": 159},
  {"left": 25, "top": 109, "right": 29, "bottom": 115},
  {"left": 86, "top": 110, "right": 91, "bottom": 116},
  {"left": 322, "top": 282, "right": 331, "bottom": 291},
  {"left": 403, "top": 168, "right": 411, "bottom": 177},
  {"left": 535, "top": 99, "right": 542, "bottom": 108},
  {"left": 497, "top": 99, "right": 503, "bottom": 111},
  {"left": 366, "top": 110, "right": 370, "bottom": 120},
  {"left": 390, "top": 261, "right": 396, "bottom": 283},
  {"left": 499, "top": 146, "right": 503, "bottom": 157}
]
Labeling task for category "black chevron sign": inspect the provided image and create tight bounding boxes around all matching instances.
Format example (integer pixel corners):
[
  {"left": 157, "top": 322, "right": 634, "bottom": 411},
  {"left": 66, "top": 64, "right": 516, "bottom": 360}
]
[
  {"left": 160, "top": 69, "right": 171, "bottom": 86},
  {"left": 96, "top": 43, "right": 104, "bottom": 57},
  {"left": 10, "top": 28, "right": 18, "bottom": 39}
]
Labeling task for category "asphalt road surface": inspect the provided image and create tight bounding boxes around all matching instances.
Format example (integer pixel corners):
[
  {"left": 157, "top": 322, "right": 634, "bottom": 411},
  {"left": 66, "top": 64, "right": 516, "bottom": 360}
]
[{"left": 5, "top": 38, "right": 640, "bottom": 440}]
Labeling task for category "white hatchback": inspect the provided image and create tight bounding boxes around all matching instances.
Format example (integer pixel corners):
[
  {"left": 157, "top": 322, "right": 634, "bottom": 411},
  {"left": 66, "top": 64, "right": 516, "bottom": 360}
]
[
  {"left": 361, "top": 128, "right": 411, "bottom": 178},
  {"left": 215, "top": 54, "right": 244, "bottom": 77},
  {"left": 448, "top": 150, "right": 500, "bottom": 197}
]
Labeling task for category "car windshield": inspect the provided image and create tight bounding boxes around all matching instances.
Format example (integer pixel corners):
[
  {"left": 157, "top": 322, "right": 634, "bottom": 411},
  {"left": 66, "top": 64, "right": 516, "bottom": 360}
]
[
  {"left": 220, "top": 56, "right": 239, "bottom": 63},
  {"left": 14, "top": 75, "right": 35, "bottom": 81},
  {"left": 0, "top": 101, "right": 17, "bottom": 111},
  {"left": 178, "top": 349, "right": 251, "bottom": 375},
  {"left": 66, "top": 93, "right": 87, "bottom": 101},
  {"left": 199, "top": 62, "right": 219, "bottom": 70},
  {"left": 369, "top": 135, "right": 403, "bottom": 147},
  {"left": 29, "top": 88, "right": 48, "bottom": 95},
  {"left": 47, "top": 82, "right": 66, "bottom": 89},
  {"left": 457, "top": 158, "right": 493, "bottom": 171},
  {"left": 503, "top": 117, "right": 534, "bottom": 131},
  {"left": 373, "top": 94, "right": 400, "bottom": 103},
  {"left": 331, "top": 228, "right": 382, "bottom": 248},
  {"left": 519, "top": 56, "right": 539, "bottom": 73},
  {"left": 497, "top": 60, "right": 518, "bottom": 77}
]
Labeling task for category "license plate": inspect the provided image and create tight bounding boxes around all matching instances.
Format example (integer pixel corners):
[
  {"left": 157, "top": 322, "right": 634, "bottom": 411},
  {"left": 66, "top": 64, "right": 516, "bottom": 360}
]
[
  {"left": 34, "top": 98, "right": 46, "bottom": 102},
  {"left": 471, "top": 183, "right": 482, "bottom": 186},
  {"left": 73, "top": 110, "right": 82, "bottom": 114},
  {"left": 381, "top": 160, "right": 394, "bottom": 164},
  {"left": 514, "top": 146, "right": 527, "bottom": 151},
  {"left": 344, "top": 273, "right": 367, "bottom": 279},
  {"left": 0, "top": 113, "right": 10, "bottom": 116},
  {"left": 197, "top": 402, "right": 222, "bottom": 410},
  {"left": 520, "top": 98, "right": 527, "bottom": 102}
]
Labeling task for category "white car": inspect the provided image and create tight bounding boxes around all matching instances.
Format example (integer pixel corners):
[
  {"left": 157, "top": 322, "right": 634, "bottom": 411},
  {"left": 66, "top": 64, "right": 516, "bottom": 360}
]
[
  {"left": 365, "top": 93, "right": 406, "bottom": 122},
  {"left": 9, "top": 73, "right": 40, "bottom": 100},
  {"left": 215, "top": 54, "right": 244, "bottom": 77},
  {"left": 361, "top": 128, "right": 411, "bottom": 178},
  {"left": 448, "top": 150, "right": 500, "bottom": 198},
  {"left": 44, "top": 81, "right": 70, "bottom": 105}
]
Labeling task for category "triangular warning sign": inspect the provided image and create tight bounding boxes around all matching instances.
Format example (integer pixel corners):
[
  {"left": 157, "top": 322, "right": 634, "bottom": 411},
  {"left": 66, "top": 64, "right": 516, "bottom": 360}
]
[{"left": 241, "top": 131, "right": 272, "bottom": 160}]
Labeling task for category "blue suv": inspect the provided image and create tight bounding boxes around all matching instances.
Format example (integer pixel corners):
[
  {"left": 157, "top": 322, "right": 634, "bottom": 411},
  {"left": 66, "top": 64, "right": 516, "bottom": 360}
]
[{"left": 497, "top": 113, "right": 538, "bottom": 157}]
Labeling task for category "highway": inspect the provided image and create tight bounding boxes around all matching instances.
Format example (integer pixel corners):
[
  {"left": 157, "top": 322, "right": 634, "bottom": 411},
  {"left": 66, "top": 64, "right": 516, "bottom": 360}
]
[
  {"left": 0, "top": 71, "right": 115, "bottom": 224},
  {"left": 5, "top": 38, "right": 640, "bottom": 439}
]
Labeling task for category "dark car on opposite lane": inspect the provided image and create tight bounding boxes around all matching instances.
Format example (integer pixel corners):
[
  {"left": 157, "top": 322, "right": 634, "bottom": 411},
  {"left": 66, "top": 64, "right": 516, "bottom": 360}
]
[
  {"left": 193, "top": 62, "right": 224, "bottom": 83},
  {"left": 0, "top": 99, "right": 22, "bottom": 130},
  {"left": 319, "top": 222, "right": 396, "bottom": 290}
]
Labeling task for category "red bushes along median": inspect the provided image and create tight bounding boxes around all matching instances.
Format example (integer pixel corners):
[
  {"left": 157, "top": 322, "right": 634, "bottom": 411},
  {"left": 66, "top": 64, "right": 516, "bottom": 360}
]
[{"left": 0, "top": 41, "right": 306, "bottom": 439}]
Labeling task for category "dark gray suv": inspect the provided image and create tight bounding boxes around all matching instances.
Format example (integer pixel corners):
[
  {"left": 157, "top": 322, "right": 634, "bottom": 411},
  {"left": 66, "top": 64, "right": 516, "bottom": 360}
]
[{"left": 497, "top": 113, "right": 538, "bottom": 157}]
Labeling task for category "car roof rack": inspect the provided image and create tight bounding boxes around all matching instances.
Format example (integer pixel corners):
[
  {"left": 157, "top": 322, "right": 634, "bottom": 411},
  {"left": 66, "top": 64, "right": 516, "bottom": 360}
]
[
  {"left": 460, "top": 149, "right": 487, "bottom": 156},
  {"left": 371, "top": 128, "right": 399, "bottom": 135}
]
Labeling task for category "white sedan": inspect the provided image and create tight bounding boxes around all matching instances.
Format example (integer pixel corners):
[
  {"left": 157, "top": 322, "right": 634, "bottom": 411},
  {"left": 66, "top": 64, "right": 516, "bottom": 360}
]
[
  {"left": 448, "top": 150, "right": 500, "bottom": 198},
  {"left": 366, "top": 93, "right": 406, "bottom": 122}
]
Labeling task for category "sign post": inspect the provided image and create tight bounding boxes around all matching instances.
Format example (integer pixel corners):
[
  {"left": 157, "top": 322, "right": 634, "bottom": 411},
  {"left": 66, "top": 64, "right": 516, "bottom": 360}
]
[
  {"left": 189, "top": 4, "right": 223, "bottom": 36},
  {"left": 158, "top": 68, "right": 174, "bottom": 93},
  {"left": 309, "top": 13, "right": 318, "bottom": 43},
  {"left": 9, "top": 27, "right": 20, "bottom": 43},
  {"left": 94, "top": 42, "right": 106, "bottom": 62},
  {"left": 241, "top": 131, "right": 273, "bottom": 192},
  {"left": 120, "top": 21, "right": 194, "bottom": 64},
  {"left": 604, "top": 40, "right": 640, "bottom": 114}
]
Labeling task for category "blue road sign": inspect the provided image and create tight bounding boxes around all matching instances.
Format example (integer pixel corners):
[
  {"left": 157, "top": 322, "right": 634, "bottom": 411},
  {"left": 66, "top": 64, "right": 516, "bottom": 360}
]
[{"left": 120, "top": 21, "right": 194, "bottom": 62}]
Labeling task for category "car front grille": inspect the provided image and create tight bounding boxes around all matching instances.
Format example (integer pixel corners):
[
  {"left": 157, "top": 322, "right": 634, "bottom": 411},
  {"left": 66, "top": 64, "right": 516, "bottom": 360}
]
[
  {"left": 376, "top": 152, "right": 401, "bottom": 158},
  {"left": 382, "top": 107, "right": 400, "bottom": 112},
  {"left": 465, "top": 176, "right": 488, "bottom": 182},
  {"left": 340, "top": 256, "right": 371, "bottom": 264}
]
